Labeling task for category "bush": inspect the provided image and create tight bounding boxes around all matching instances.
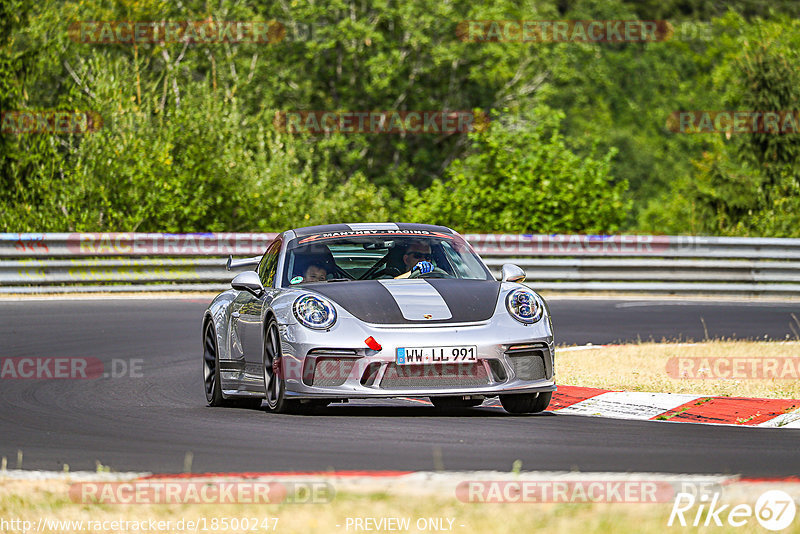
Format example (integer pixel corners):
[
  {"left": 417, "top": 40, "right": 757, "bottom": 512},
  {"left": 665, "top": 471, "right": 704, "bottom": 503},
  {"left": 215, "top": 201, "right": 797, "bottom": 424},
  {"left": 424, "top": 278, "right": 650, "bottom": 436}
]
[{"left": 403, "top": 107, "right": 629, "bottom": 234}]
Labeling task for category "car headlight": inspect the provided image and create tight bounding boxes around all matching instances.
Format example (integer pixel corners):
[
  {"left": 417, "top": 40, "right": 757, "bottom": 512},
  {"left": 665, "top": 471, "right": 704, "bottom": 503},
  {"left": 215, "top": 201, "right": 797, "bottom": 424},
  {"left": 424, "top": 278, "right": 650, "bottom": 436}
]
[
  {"left": 506, "top": 289, "right": 544, "bottom": 324},
  {"left": 293, "top": 294, "right": 337, "bottom": 330}
]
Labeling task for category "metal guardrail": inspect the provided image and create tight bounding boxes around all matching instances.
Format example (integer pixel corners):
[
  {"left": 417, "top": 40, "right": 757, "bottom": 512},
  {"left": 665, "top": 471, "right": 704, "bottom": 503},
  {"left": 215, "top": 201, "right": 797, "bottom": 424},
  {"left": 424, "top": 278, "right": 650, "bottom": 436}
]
[{"left": 2, "top": 233, "right": 800, "bottom": 295}]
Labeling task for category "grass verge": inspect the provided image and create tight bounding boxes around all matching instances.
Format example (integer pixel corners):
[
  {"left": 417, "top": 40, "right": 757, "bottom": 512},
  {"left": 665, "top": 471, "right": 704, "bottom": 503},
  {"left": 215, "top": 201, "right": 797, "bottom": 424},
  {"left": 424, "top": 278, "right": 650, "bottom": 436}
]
[
  {"left": 557, "top": 341, "right": 800, "bottom": 398},
  {"left": 2, "top": 478, "right": 800, "bottom": 534}
]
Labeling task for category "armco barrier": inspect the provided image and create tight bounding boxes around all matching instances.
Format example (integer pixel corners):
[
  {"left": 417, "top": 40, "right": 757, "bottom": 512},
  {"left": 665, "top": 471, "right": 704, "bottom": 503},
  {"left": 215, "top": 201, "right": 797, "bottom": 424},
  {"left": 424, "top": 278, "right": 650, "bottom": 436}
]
[{"left": 1, "top": 233, "right": 800, "bottom": 294}]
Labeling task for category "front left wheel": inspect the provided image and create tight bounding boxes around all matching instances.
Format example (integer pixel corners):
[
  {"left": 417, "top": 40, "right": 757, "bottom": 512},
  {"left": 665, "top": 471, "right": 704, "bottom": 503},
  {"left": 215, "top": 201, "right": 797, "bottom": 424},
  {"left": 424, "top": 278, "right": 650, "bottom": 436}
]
[{"left": 263, "top": 317, "right": 301, "bottom": 414}]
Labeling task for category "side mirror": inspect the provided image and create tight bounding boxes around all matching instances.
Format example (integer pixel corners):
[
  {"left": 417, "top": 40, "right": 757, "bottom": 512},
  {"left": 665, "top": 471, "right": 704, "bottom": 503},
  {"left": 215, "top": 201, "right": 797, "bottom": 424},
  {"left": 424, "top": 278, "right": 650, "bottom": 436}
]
[
  {"left": 501, "top": 263, "right": 526, "bottom": 283},
  {"left": 231, "top": 271, "right": 264, "bottom": 297}
]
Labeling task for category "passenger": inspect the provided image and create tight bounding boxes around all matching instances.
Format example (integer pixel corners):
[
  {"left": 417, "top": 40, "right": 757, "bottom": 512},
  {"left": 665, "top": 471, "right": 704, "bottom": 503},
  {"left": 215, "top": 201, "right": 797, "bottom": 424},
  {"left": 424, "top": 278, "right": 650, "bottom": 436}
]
[{"left": 302, "top": 262, "right": 328, "bottom": 283}]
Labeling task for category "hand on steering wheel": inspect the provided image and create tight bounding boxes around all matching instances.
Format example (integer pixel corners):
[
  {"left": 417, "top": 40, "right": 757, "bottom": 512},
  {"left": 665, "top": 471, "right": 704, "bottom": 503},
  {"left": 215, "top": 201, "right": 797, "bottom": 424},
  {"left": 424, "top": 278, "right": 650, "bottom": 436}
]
[
  {"left": 407, "top": 263, "right": 452, "bottom": 279},
  {"left": 411, "top": 261, "right": 434, "bottom": 275}
]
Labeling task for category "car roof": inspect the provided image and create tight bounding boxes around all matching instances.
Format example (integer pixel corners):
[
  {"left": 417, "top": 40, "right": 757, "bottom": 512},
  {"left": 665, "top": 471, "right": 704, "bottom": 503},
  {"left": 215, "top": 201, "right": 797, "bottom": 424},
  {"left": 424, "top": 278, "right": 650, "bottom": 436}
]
[{"left": 290, "top": 223, "right": 456, "bottom": 237}]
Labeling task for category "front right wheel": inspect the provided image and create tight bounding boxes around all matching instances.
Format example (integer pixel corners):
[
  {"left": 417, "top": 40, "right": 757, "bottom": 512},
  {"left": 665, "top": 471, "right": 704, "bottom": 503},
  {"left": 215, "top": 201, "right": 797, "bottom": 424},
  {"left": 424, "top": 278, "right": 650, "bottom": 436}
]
[
  {"left": 263, "top": 317, "right": 300, "bottom": 414},
  {"left": 499, "top": 392, "right": 553, "bottom": 414}
]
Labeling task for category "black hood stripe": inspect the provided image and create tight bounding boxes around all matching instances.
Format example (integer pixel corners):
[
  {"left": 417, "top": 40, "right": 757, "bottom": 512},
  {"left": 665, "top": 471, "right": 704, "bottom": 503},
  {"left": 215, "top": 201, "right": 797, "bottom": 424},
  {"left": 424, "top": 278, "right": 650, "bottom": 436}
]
[
  {"left": 427, "top": 279, "right": 501, "bottom": 323},
  {"left": 305, "top": 279, "right": 500, "bottom": 324},
  {"left": 304, "top": 280, "right": 406, "bottom": 324}
]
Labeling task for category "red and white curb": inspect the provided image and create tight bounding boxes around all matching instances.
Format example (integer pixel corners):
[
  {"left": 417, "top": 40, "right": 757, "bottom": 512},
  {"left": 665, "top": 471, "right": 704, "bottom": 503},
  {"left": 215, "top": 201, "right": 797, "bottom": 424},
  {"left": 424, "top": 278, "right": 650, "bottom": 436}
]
[
  {"left": 544, "top": 344, "right": 800, "bottom": 428},
  {"left": 402, "top": 388, "right": 800, "bottom": 428},
  {"left": 546, "top": 386, "right": 800, "bottom": 428}
]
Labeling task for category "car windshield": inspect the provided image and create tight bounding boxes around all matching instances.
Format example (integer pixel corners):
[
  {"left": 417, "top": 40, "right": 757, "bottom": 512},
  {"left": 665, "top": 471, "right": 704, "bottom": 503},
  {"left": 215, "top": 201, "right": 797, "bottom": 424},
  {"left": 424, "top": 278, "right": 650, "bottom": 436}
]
[{"left": 282, "top": 231, "right": 492, "bottom": 285}]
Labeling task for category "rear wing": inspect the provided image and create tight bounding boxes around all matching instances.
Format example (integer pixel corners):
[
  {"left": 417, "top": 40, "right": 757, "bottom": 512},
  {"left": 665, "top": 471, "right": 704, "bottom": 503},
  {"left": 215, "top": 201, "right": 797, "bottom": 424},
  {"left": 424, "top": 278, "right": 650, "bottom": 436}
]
[{"left": 226, "top": 255, "right": 261, "bottom": 271}]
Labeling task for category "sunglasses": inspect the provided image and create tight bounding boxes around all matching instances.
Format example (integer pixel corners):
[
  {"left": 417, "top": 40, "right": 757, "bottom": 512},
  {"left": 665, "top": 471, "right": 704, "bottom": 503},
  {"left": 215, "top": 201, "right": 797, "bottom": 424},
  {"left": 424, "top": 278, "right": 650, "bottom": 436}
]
[{"left": 408, "top": 252, "right": 432, "bottom": 261}]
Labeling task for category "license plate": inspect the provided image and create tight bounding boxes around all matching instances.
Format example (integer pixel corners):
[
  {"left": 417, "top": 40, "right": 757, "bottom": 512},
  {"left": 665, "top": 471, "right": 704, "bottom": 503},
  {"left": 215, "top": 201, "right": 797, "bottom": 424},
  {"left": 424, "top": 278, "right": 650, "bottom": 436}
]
[{"left": 396, "top": 346, "right": 478, "bottom": 365}]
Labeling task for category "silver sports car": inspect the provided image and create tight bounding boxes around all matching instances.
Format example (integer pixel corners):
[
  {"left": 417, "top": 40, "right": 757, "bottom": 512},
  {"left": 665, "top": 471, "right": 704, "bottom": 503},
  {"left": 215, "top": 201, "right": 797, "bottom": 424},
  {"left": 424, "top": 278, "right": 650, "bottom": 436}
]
[{"left": 202, "top": 223, "right": 555, "bottom": 414}]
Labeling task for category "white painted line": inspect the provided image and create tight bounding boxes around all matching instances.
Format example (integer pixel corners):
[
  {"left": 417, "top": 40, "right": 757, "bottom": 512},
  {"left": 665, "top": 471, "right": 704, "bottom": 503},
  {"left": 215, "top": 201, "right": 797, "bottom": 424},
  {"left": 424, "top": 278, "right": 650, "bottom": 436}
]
[
  {"left": 780, "top": 418, "right": 800, "bottom": 429},
  {"left": 558, "top": 392, "right": 703, "bottom": 420},
  {"left": 556, "top": 343, "right": 700, "bottom": 353},
  {"left": 0, "top": 470, "right": 150, "bottom": 481},
  {"left": 0, "top": 469, "right": 736, "bottom": 488},
  {"left": 556, "top": 345, "right": 610, "bottom": 353},
  {"left": 614, "top": 300, "right": 800, "bottom": 308},
  {"left": 544, "top": 295, "right": 800, "bottom": 303},
  {"left": 758, "top": 407, "right": 800, "bottom": 428}
]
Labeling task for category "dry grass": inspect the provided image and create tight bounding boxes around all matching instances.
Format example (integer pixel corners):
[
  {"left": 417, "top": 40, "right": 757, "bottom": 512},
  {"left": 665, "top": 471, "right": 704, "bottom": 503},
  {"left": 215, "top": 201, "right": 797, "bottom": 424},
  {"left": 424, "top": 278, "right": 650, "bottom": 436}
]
[
  {"left": 2, "top": 478, "right": 799, "bottom": 534},
  {"left": 557, "top": 341, "right": 800, "bottom": 399}
]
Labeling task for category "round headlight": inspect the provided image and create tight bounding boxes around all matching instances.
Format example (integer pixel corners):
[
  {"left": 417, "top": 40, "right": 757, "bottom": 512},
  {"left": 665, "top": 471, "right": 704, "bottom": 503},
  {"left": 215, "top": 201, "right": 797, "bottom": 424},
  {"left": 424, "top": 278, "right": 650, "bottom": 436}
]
[
  {"left": 293, "top": 294, "right": 337, "bottom": 330},
  {"left": 506, "top": 289, "right": 544, "bottom": 324}
]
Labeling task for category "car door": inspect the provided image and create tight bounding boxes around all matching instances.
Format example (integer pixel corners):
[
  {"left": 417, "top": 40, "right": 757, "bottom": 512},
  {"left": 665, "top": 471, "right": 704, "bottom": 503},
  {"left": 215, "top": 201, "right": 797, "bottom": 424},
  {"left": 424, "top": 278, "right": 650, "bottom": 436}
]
[{"left": 232, "top": 238, "right": 282, "bottom": 389}]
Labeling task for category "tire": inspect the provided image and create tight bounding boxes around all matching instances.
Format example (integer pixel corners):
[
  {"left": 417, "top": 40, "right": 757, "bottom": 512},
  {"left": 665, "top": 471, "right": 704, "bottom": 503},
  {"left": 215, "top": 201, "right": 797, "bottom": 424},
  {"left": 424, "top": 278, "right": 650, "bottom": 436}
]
[
  {"left": 499, "top": 392, "right": 553, "bottom": 414},
  {"left": 263, "top": 317, "right": 301, "bottom": 414},
  {"left": 430, "top": 396, "right": 483, "bottom": 409},
  {"left": 203, "top": 321, "right": 261, "bottom": 408},
  {"left": 203, "top": 321, "right": 226, "bottom": 406}
]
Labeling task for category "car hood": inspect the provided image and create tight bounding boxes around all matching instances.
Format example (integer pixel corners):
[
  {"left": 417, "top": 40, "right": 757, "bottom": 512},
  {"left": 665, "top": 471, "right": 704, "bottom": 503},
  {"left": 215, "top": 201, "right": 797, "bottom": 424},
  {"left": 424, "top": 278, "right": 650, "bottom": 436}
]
[{"left": 304, "top": 279, "right": 501, "bottom": 324}]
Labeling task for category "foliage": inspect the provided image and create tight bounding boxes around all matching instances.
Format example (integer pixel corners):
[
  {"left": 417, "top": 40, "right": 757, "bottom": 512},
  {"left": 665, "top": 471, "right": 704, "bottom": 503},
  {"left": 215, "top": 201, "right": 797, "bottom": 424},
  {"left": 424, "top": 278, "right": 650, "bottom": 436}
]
[
  {"left": 404, "top": 107, "right": 628, "bottom": 234},
  {"left": 639, "top": 14, "right": 800, "bottom": 236},
  {"left": 1, "top": 0, "right": 800, "bottom": 235}
]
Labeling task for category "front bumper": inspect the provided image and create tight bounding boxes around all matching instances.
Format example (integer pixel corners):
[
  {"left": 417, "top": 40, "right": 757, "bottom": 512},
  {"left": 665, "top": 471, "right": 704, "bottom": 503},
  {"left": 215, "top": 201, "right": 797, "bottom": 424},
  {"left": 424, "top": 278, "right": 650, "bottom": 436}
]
[{"left": 279, "top": 311, "right": 555, "bottom": 400}]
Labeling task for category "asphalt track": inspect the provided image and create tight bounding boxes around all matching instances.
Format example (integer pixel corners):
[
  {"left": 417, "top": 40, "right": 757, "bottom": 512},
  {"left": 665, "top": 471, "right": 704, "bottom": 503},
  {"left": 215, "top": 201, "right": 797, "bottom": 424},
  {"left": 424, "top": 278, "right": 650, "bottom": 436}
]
[{"left": 0, "top": 297, "right": 799, "bottom": 476}]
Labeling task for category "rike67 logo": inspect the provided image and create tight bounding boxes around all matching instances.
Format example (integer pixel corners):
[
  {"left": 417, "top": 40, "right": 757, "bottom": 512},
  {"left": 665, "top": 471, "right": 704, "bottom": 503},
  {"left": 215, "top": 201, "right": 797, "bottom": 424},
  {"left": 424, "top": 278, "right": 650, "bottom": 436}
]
[{"left": 669, "top": 490, "right": 796, "bottom": 531}]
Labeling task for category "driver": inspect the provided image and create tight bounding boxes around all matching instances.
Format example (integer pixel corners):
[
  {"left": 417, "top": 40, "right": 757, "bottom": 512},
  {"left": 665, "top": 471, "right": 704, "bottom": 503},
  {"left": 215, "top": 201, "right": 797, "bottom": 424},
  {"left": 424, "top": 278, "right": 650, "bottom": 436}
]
[{"left": 394, "top": 239, "right": 435, "bottom": 279}]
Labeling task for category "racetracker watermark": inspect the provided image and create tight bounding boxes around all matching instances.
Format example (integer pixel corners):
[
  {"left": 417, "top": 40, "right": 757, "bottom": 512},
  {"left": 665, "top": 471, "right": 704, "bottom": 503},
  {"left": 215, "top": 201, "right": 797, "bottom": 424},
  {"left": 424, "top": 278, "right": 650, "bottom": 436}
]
[
  {"left": 273, "top": 111, "right": 490, "bottom": 134},
  {"left": 1, "top": 518, "right": 278, "bottom": 532},
  {"left": 462, "top": 234, "right": 707, "bottom": 256},
  {"left": 278, "top": 358, "right": 491, "bottom": 386},
  {"left": 456, "top": 20, "right": 673, "bottom": 43},
  {"left": 70, "top": 480, "right": 333, "bottom": 504},
  {"left": 666, "top": 357, "right": 800, "bottom": 380},
  {"left": 65, "top": 233, "right": 277, "bottom": 256},
  {"left": 456, "top": 480, "right": 722, "bottom": 503},
  {"left": 667, "top": 111, "right": 800, "bottom": 134},
  {"left": 68, "top": 21, "right": 285, "bottom": 44},
  {"left": 1, "top": 111, "right": 102, "bottom": 135},
  {"left": 0, "top": 358, "right": 142, "bottom": 379}
]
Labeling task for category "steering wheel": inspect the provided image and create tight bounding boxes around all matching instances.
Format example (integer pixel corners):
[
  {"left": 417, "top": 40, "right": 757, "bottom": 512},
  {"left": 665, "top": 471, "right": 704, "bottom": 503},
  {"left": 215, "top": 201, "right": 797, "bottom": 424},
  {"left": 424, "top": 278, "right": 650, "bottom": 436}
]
[
  {"left": 371, "top": 266, "right": 402, "bottom": 279},
  {"left": 408, "top": 267, "right": 453, "bottom": 279}
]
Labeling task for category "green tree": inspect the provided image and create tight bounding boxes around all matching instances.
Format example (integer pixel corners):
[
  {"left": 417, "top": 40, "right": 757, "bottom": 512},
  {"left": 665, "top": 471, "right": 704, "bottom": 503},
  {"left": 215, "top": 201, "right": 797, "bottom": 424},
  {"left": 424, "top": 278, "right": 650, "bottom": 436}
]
[
  {"left": 404, "top": 107, "right": 628, "bottom": 234},
  {"left": 639, "top": 15, "right": 800, "bottom": 236}
]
